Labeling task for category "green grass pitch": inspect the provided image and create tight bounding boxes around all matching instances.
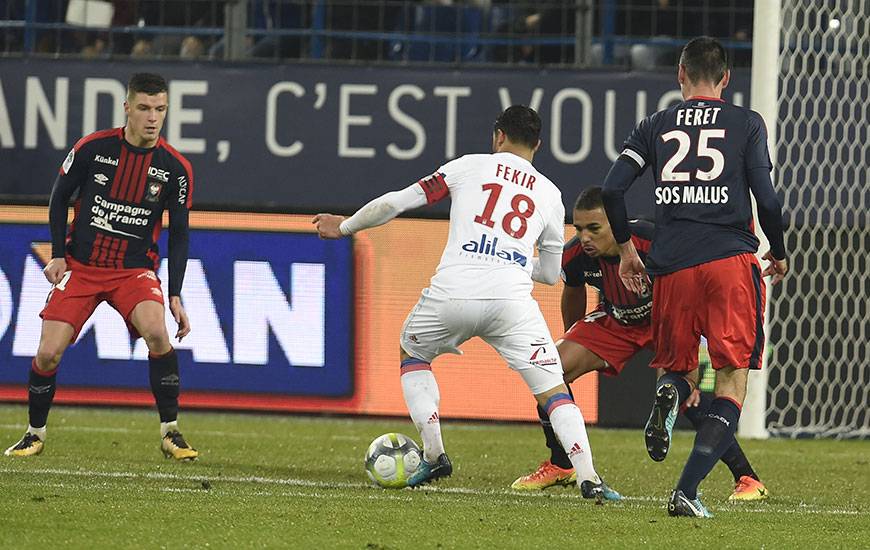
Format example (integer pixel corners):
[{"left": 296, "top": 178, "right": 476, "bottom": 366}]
[{"left": 1, "top": 404, "right": 868, "bottom": 549}]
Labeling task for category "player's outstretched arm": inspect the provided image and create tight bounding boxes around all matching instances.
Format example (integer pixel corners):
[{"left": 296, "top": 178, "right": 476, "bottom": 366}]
[
  {"left": 313, "top": 183, "right": 428, "bottom": 239},
  {"left": 311, "top": 213, "right": 346, "bottom": 239}
]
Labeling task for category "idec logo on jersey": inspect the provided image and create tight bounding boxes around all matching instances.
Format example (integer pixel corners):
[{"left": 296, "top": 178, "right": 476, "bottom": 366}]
[
  {"left": 461, "top": 234, "right": 527, "bottom": 266},
  {"left": 148, "top": 166, "right": 170, "bottom": 183}
]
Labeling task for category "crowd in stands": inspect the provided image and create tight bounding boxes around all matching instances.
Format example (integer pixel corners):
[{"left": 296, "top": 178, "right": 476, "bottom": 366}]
[{"left": 0, "top": 1, "right": 753, "bottom": 67}]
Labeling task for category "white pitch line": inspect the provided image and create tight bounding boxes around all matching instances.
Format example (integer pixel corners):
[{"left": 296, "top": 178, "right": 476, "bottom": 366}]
[
  {"left": 162, "top": 487, "right": 418, "bottom": 502},
  {"left": 0, "top": 423, "right": 367, "bottom": 441},
  {"left": 0, "top": 466, "right": 863, "bottom": 516},
  {"left": 0, "top": 423, "right": 140, "bottom": 434}
]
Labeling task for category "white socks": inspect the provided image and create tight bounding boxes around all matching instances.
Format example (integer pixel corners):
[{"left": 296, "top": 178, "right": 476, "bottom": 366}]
[
  {"left": 401, "top": 369, "right": 445, "bottom": 462},
  {"left": 549, "top": 403, "right": 601, "bottom": 485},
  {"left": 160, "top": 421, "right": 179, "bottom": 438},
  {"left": 27, "top": 425, "right": 46, "bottom": 441}
]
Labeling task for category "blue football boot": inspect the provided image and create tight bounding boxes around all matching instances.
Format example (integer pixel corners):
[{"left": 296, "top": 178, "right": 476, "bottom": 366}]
[
  {"left": 580, "top": 479, "right": 623, "bottom": 503},
  {"left": 668, "top": 490, "right": 713, "bottom": 518},
  {"left": 407, "top": 453, "right": 453, "bottom": 487}
]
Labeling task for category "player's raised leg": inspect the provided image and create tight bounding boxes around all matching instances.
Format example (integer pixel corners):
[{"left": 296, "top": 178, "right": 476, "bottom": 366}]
[
  {"left": 4, "top": 320, "right": 74, "bottom": 457},
  {"left": 129, "top": 300, "right": 198, "bottom": 461},
  {"left": 645, "top": 369, "right": 699, "bottom": 462}
]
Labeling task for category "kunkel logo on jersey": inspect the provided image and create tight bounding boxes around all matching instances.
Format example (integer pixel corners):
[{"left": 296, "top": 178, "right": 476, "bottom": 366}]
[{"left": 94, "top": 155, "right": 118, "bottom": 166}]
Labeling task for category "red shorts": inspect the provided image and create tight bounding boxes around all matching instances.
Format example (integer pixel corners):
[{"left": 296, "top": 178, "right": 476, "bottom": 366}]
[
  {"left": 651, "top": 253, "right": 766, "bottom": 373},
  {"left": 40, "top": 257, "right": 164, "bottom": 342},
  {"left": 561, "top": 308, "right": 653, "bottom": 376}
]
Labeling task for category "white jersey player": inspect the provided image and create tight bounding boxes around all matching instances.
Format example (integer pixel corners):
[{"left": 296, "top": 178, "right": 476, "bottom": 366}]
[{"left": 314, "top": 106, "right": 618, "bottom": 500}]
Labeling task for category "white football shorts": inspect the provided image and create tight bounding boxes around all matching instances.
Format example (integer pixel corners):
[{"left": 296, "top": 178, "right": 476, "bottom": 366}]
[{"left": 400, "top": 288, "right": 564, "bottom": 395}]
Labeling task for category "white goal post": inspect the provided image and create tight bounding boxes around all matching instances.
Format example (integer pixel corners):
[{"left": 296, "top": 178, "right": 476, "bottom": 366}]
[
  {"left": 739, "top": 0, "right": 780, "bottom": 439},
  {"left": 742, "top": 0, "right": 869, "bottom": 439}
]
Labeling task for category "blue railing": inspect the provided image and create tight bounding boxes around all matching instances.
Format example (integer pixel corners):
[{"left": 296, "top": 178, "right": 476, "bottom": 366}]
[{"left": 1, "top": 0, "right": 753, "bottom": 65}]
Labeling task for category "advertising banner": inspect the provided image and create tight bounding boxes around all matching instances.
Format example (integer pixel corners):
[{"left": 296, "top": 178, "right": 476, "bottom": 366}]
[
  {"left": 0, "top": 59, "right": 750, "bottom": 216},
  {"left": 0, "top": 207, "right": 598, "bottom": 422}
]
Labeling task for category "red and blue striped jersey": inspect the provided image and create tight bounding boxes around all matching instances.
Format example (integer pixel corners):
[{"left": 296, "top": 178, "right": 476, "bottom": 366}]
[
  {"left": 561, "top": 220, "right": 654, "bottom": 326},
  {"left": 51, "top": 127, "right": 193, "bottom": 295}
]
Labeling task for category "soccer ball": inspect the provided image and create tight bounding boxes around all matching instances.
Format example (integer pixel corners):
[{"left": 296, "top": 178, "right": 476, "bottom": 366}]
[{"left": 364, "top": 433, "right": 422, "bottom": 488}]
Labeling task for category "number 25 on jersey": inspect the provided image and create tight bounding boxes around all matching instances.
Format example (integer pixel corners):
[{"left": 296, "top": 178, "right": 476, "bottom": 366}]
[{"left": 661, "top": 129, "right": 725, "bottom": 182}]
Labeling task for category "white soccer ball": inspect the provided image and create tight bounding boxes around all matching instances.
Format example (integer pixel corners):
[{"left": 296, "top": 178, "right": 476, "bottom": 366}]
[{"left": 364, "top": 433, "right": 422, "bottom": 488}]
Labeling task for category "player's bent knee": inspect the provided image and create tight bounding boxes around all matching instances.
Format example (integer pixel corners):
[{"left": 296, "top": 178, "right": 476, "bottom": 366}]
[
  {"left": 534, "top": 387, "right": 576, "bottom": 417},
  {"left": 557, "top": 340, "right": 605, "bottom": 384},
  {"left": 534, "top": 383, "right": 570, "bottom": 407},
  {"left": 563, "top": 361, "right": 600, "bottom": 384},
  {"left": 713, "top": 366, "right": 748, "bottom": 403},
  {"left": 34, "top": 348, "right": 63, "bottom": 371},
  {"left": 140, "top": 326, "right": 171, "bottom": 353}
]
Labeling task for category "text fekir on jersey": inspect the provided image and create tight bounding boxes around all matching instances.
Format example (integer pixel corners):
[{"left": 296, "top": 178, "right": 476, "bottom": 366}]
[{"left": 494, "top": 163, "right": 535, "bottom": 190}]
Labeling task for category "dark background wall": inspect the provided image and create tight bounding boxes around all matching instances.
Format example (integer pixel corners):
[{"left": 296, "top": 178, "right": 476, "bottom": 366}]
[{"left": 0, "top": 59, "right": 750, "bottom": 217}]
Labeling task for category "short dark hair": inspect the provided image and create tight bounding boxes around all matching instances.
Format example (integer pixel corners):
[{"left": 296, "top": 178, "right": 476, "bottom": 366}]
[
  {"left": 493, "top": 105, "right": 541, "bottom": 149},
  {"left": 127, "top": 73, "right": 168, "bottom": 98},
  {"left": 574, "top": 186, "right": 604, "bottom": 211},
  {"left": 679, "top": 37, "right": 729, "bottom": 85}
]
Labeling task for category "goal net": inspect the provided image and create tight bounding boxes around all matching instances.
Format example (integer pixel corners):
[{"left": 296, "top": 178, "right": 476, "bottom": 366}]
[{"left": 764, "top": 0, "right": 868, "bottom": 438}]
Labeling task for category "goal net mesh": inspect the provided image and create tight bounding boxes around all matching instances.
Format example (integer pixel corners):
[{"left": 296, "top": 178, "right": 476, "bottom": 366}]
[{"left": 766, "top": 0, "right": 869, "bottom": 438}]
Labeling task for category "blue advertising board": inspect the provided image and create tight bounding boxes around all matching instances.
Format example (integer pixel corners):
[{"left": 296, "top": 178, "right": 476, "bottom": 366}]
[{"left": 0, "top": 221, "right": 355, "bottom": 397}]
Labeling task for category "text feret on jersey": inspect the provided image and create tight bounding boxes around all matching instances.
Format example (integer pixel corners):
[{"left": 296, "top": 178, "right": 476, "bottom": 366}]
[{"left": 656, "top": 105, "right": 729, "bottom": 206}]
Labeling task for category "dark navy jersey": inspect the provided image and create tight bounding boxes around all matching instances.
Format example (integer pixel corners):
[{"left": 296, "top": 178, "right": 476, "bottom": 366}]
[
  {"left": 50, "top": 127, "right": 193, "bottom": 295},
  {"left": 621, "top": 97, "right": 772, "bottom": 274},
  {"left": 561, "top": 220, "right": 654, "bottom": 326}
]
